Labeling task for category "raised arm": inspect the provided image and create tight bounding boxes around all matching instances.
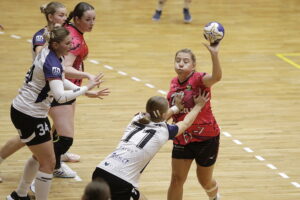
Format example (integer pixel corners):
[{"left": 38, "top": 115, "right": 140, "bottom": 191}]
[
  {"left": 175, "top": 91, "right": 210, "bottom": 136},
  {"left": 202, "top": 43, "right": 222, "bottom": 88}
]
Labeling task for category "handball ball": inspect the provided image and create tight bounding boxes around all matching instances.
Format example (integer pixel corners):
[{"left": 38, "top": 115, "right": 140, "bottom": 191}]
[{"left": 203, "top": 22, "right": 225, "bottom": 46}]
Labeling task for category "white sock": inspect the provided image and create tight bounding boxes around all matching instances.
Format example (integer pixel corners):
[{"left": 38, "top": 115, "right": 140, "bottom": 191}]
[
  {"left": 16, "top": 157, "right": 39, "bottom": 197},
  {"left": 35, "top": 171, "right": 53, "bottom": 200}
]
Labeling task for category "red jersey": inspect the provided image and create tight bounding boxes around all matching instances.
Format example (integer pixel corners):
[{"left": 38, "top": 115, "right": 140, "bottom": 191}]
[
  {"left": 65, "top": 24, "right": 89, "bottom": 86},
  {"left": 167, "top": 72, "right": 220, "bottom": 145}
]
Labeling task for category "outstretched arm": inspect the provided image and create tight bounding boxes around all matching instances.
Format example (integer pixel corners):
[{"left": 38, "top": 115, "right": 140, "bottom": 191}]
[
  {"left": 202, "top": 43, "right": 222, "bottom": 88},
  {"left": 49, "top": 73, "right": 102, "bottom": 103},
  {"left": 175, "top": 91, "right": 210, "bottom": 136}
]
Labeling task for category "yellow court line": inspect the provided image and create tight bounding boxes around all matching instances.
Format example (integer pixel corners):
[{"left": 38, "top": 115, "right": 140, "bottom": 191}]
[{"left": 276, "top": 53, "right": 300, "bottom": 69}]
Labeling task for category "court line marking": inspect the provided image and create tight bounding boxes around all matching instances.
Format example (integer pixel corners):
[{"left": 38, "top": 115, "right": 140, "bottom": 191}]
[
  {"left": 276, "top": 53, "right": 300, "bottom": 69},
  {"left": 1, "top": 32, "right": 299, "bottom": 188},
  {"left": 266, "top": 164, "right": 277, "bottom": 170}
]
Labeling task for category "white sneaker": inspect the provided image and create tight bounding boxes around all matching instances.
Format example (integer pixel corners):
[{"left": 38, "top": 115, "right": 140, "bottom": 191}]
[
  {"left": 61, "top": 152, "right": 80, "bottom": 162},
  {"left": 53, "top": 162, "right": 77, "bottom": 178}
]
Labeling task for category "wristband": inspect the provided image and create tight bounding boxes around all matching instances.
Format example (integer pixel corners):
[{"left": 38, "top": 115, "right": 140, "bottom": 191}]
[{"left": 170, "top": 105, "right": 180, "bottom": 114}]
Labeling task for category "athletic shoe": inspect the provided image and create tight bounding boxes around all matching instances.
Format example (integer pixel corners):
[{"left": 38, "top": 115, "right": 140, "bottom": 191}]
[
  {"left": 183, "top": 8, "right": 192, "bottom": 23},
  {"left": 61, "top": 152, "right": 80, "bottom": 162},
  {"left": 6, "top": 191, "right": 30, "bottom": 200},
  {"left": 152, "top": 10, "right": 162, "bottom": 21},
  {"left": 53, "top": 162, "right": 76, "bottom": 178}
]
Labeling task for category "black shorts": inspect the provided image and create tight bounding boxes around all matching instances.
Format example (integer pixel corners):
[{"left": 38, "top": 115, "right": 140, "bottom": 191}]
[
  {"left": 50, "top": 98, "right": 76, "bottom": 107},
  {"left": 10, "top": 106, "right": 52, "bottom": 146},
  {"left": 172, "top": 135, "right": 220, "bottom": 167},
  {"left": 92, "top": 167, "right": 140, "bottom": 200}
]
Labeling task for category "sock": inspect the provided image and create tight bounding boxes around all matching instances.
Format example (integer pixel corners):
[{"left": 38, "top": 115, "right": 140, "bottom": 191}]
[
  {"left": 35, "top": 171, "right": 53, "bottom": 200},
  {"left": 16, "top": 157, "right": 39, "bottom": 197}
]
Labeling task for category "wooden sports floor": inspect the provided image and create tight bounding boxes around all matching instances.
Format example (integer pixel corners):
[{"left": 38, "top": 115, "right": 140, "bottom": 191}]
[{"left": 0, "top": 0, "right": 300, "bottom": 199}]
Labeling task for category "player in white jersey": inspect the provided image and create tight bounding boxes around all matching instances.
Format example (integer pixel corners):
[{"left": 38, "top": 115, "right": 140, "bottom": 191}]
[
  {"left": 92, "top": 91, "right": 210, "bottom": 200},
  {"left": 7, "top": 26, "right": 106, "bottom": 200}
]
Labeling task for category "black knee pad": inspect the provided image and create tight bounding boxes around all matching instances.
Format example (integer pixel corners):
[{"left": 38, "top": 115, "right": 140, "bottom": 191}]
[{"left": 53, "top": 136, "right": 73, "bottom": 169}]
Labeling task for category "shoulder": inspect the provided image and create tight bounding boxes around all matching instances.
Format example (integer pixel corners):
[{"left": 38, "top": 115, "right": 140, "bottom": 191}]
[
  {"left": 65, "top": 24, "right": 82, "bottom": 38},
  {"left": 33, "top": 28, "right": 46, "bottom": 37},
  {"left": 43, "top": 51, "right": 63, "bottom": 78},
  {"left": 44, "top": 50, "right": 62, "bottom": 69},
  {"left": 32, "top": 28, "right": 46, "bottom": 44},
  {"left": 193, "top": 72, "right": 206, "bottom": 78},
  {"left": 171, "top": 76, "right": 177, "bottom": 82},
  {"left": 170, "top": 77, "right": 178, "bottom": 86},
  {"left": 190, "top": 72, "right": 207, "bottom": 86},
  {"left": 166, "top": 123, "right": 179, "bottom": 140}
]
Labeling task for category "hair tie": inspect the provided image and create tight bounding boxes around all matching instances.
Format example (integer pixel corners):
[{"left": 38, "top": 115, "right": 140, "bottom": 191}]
[{"left": 152, "top": 110, "right": 160, "bottom": 118}]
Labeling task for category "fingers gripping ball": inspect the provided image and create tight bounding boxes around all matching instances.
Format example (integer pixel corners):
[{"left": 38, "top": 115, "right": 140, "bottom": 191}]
[{"left": 203, "top": 22, "right": 225, "bottom": 46}]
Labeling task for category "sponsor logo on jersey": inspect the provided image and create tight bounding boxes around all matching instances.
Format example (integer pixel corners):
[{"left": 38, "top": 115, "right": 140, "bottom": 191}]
[
  {"left": 110, "top": 152, "right": 129, "bottom": 164},
  {"left": 35, "top": 35, "right": 44, "bottom": 42},
  {"left": 186, "top": 84, "right": 192, "bottom": 91},
  {"left": 52, "top": 67, "right": 61, "bottom": 76},
  {"left": 70, "top": 43, "right": 80, "bottom": 51}
]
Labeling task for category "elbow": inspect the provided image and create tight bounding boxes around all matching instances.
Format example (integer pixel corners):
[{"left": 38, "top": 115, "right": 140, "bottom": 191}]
[
  {"left": 216, "top": 74, "right": 222, "bottom": 82},
  {"left": 213, "top": 74, "right": 222, "bottom": 82},
  {"left": 54, "top": 96, "right": 67, "bottom": 104},
  {"left": 53, "top": 93, "right": 68, "bottom": 104}
]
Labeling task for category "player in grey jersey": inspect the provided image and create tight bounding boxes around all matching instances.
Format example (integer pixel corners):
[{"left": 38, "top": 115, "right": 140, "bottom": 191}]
[{"left": 92, "top": 90, "right": 209, "bottom": 200}]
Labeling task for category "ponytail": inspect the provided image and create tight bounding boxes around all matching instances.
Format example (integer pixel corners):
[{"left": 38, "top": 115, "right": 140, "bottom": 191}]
[
  {"left": 137, "top": 112, "right": 151, "bottom": 124},
  {"left": 64, "top": 11, "right": 74, "bottom": 25}
]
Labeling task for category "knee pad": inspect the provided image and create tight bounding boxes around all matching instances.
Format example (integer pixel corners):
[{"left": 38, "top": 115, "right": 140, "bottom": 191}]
[{"left": 53, "top": 136, "right": 73, "bottom": 168}]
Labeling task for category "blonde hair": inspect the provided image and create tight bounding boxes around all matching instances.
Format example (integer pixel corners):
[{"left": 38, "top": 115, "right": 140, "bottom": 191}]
[{"left": 40, "top": 2, "right": 65, "bottom": 23}]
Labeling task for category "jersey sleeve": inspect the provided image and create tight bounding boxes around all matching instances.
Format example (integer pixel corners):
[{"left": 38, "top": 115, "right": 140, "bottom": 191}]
[
  {"left": 167, "top": 124, "right": 179, "bottom": 140},
  {"left": 32, "top": 29, "right": 46, "bottom": 51},
  {"left": 43, "top": 54, "right": 63, "bottom": 80}
]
